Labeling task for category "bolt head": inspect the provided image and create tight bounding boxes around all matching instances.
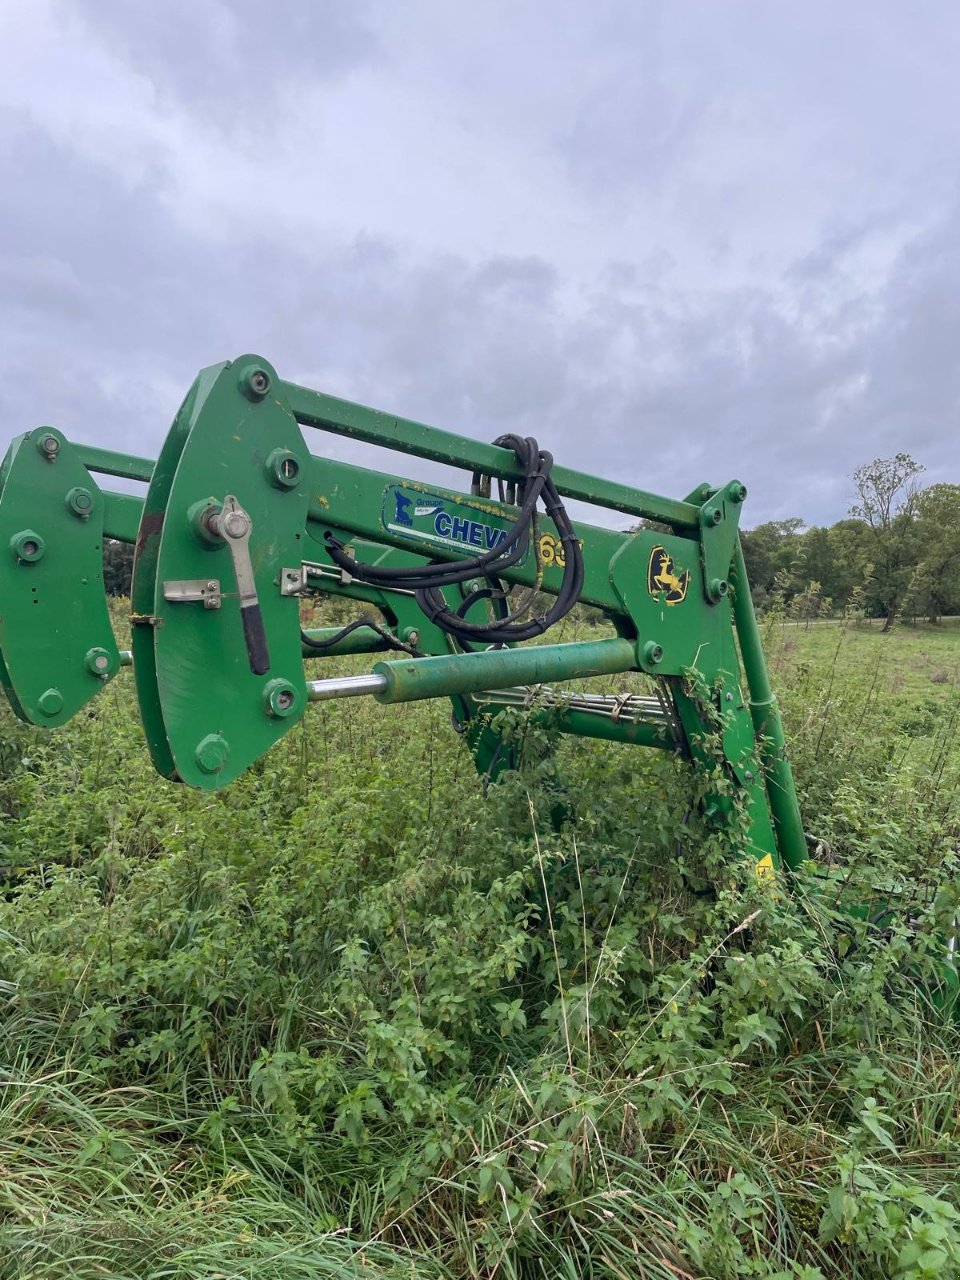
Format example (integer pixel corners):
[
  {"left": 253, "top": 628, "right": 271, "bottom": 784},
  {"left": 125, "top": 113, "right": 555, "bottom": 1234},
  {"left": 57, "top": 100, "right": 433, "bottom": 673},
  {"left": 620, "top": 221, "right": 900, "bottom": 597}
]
[
  {"left": 38, "top": 687, "right": 63, "bottom": 717},
  {"left": 37, "top": 432, "right": 60, "bottom": 459},
  {"left": 642, "top": 641, "right": 664, "bottom": 666},
  {"left": 11, "top": 529, "right": 45, "bottom": 563},
  {"left": 262, "top": 678, "right": 301, "bottom": 720},
  {"left": 265, "top": 448, "right": 301, "bottom": 490},
  {"left": 195, "top": 733, "right": 230, "bottom": 774},
  {"left": 223, "top": 510, "right": 248, "bottom": 538},
  {"left": 65, "top": 486, "right": 94, "bottom": 518},
  {"left": 84, "top": 646, "right": 115, "bottom": 678},
  {"left": 241, "top": 366, "right": 272, "bottom": 401}
]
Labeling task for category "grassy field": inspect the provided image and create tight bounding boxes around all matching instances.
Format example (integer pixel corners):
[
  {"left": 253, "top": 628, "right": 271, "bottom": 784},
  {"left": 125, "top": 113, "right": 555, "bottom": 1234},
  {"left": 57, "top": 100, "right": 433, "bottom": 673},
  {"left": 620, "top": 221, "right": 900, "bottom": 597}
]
[
  {"left": 1, "top": 618, "right": 959, "bottom": 1278},
  {"left": 768, "top": 618, "right": 960, "bottom": 702}
]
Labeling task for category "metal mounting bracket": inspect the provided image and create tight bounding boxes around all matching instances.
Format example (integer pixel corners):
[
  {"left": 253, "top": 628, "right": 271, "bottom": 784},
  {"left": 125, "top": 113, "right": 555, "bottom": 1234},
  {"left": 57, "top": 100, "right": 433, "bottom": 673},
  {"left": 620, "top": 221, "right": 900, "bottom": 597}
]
[
  {"left": 162, "top": 579, "right": 222, "bottom": 609},
  {"left": 280, "top": 560, "right": 367, "bottom": 596}
]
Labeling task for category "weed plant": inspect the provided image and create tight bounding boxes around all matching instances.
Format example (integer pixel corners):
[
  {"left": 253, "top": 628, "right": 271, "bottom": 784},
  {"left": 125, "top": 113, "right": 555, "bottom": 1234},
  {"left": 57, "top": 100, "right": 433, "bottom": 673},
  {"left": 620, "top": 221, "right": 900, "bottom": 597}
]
[{"left": 0, "top": 621, "right": 959, "bottom": 1278}]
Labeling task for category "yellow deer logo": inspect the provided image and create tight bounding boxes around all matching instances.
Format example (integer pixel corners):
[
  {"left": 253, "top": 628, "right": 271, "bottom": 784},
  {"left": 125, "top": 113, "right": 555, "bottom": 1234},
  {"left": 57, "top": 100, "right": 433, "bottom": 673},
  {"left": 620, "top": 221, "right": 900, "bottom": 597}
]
[{"left": 647, "top": 546, "right": 689, "bottom": 605}]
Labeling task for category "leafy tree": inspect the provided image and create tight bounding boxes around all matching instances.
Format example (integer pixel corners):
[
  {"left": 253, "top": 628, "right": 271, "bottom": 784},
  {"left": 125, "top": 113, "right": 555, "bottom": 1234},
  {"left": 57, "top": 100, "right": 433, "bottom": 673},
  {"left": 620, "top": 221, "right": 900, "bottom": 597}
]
[
  {"left": 797, "top": 527, "right": 832, "bottom": 596},
  {"left": 797, "top": 525, "right": 867, "bottom": 610},
  {"left": 740, "top": 518, "right": 805, "bottom": 606},
  {"left": 102, "top": 539, "right": 134, "bottom": 597},
  {"left": 737, "top": 456, "right": 954, "bottom": 624},
  {"left": 849, "top": 454, "right": 924, "bottom": 631},
  {"left": 825, "top": 519, "right": 873, "bottom": 608},
  {"left": 903, "top": 483, "right": 960, "bottom": 622}
]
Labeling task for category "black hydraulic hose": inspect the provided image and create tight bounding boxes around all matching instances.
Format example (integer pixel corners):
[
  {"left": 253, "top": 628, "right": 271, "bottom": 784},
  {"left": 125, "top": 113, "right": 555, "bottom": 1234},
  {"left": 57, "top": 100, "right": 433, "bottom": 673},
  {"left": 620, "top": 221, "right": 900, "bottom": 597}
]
[
  {"left": 321, "top": 434, "right": 584, "bottom": 647},
  {"left": 300, "top": 618, "right": 420, "bottom": 657},
  {"left": 417, "top": 472, "right": 583, "bottom": 646},
  {"left": 454, "top": 583, "right": 504, "bottom": 618},
  {"left": 323, "top": 435, "right": 546, "bottom": 588},
  {"left": 450, "top": 577, "right": 512, "bottom": 653}
]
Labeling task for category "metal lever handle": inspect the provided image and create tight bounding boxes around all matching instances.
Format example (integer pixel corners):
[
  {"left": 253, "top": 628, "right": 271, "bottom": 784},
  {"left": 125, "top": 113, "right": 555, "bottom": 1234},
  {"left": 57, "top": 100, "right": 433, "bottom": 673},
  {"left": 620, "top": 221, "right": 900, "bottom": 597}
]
[{"left": 210, "top": 495, "right": 270, "bottom": 675}]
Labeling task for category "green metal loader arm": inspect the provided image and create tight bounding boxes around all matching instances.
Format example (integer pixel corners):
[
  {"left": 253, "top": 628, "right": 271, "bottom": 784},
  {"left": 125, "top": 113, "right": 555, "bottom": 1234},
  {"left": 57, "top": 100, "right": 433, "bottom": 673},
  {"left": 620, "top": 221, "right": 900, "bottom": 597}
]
[{"left": 0, "top": 354, "right": 806, "bottom": 874}]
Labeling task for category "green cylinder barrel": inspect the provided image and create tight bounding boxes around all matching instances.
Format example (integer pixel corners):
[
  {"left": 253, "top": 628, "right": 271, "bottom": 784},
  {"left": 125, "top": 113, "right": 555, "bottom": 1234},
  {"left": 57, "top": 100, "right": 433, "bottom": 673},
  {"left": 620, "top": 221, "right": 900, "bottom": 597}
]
[{"left": 373, "top": 637, "right": 637, "bottom": 705}]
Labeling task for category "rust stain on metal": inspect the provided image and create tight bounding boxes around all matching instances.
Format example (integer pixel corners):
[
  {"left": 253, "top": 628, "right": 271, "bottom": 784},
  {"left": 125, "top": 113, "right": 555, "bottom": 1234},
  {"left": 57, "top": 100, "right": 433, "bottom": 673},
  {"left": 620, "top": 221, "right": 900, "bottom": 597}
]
[{"left": 135, "top": 511, "right": 164, "bottom": 558}]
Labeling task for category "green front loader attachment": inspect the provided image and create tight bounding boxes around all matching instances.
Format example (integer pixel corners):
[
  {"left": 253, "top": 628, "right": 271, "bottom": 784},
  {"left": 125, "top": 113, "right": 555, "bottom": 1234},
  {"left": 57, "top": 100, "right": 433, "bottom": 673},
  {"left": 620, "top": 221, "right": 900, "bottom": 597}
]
[
  {"left": 0, "top": 353, "right": 807, "bottom": 880},
  {"left": 3, "top": 351, "right": 955, "bottom": 1004}
]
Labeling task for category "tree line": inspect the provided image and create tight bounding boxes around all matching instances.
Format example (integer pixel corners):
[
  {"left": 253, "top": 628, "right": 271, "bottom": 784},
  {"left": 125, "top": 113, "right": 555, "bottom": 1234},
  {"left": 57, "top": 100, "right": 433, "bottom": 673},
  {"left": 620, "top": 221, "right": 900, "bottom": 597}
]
[{"left": 741, "top": 454, "right": 960, "bottom": 627}]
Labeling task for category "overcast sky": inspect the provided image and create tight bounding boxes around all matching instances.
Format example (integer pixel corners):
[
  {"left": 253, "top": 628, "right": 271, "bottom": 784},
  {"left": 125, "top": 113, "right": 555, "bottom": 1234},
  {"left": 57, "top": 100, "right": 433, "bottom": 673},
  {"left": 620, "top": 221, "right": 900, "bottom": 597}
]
[{"left": 1, "top": 0, "right": 958, "bottom": 530}]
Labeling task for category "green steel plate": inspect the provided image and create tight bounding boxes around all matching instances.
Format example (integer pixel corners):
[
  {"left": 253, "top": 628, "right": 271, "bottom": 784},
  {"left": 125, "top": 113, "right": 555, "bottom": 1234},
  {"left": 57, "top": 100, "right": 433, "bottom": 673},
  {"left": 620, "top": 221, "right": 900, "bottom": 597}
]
[
  {"left": 0, "top": 427, "right": 119, "bottom": 725},
  {"left": 608, "top": 529, "right": 727, "bottom": 676},
  {"left": 130, "top": 371, "right": 208, "bottom": 779},
  {"left": 132, "top": 356, "right": 311, "bottom": 788}
]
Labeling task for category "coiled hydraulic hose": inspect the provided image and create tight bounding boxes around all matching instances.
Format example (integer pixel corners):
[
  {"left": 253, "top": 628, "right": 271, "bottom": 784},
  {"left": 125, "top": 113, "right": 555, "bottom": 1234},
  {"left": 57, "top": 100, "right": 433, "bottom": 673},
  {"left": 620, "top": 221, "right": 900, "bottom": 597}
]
[{"left": 323, "top": 434, "right": 584, "bottom": 647}]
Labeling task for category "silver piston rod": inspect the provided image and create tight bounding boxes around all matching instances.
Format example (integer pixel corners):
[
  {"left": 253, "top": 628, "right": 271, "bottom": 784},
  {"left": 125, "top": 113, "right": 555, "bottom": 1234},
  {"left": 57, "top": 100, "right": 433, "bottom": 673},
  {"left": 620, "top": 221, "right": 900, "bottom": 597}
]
[{"left": 308, "top": 673, "right": 389, "bottom": 701}]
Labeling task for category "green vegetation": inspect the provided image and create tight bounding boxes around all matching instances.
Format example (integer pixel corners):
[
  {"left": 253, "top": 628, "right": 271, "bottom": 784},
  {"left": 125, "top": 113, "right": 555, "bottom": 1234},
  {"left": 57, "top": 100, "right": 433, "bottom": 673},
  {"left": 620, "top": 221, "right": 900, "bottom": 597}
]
[{"left": 2, "top": 616, "right": 960, "bottom": 1279}]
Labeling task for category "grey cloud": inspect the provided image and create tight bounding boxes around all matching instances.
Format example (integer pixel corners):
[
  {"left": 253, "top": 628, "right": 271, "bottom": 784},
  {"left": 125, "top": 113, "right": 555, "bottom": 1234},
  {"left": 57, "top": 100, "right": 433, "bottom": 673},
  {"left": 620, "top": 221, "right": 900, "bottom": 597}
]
[
  {"left": 554, "top": 5, "right": 714, "bottom": 196},
  {"left": 845, "top": 214, "right": 960, "bottom": 479},
  {"left": 71, "top": 0, "right": 380, "bottom": 125}
]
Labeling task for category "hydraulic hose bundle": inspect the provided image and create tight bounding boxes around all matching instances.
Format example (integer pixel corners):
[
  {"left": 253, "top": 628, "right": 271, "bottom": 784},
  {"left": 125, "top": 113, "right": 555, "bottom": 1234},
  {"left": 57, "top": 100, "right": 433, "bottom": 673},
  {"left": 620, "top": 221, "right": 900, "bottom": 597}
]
[{"left": 323, "top": 434, "right": 585, "bottom": 647}]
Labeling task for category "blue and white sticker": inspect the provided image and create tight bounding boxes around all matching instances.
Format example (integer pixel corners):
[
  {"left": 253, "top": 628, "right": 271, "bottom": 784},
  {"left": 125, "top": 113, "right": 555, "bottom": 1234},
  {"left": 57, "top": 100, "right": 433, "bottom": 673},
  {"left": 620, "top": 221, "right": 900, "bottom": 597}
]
[{"left": 382, "top": 484, "right": 521, "bottom": 557}]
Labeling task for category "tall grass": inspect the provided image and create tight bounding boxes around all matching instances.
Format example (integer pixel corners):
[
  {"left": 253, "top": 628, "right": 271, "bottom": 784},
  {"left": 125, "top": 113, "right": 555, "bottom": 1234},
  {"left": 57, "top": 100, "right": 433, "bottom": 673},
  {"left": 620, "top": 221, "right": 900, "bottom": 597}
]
[{"left": 1, "top": 622, "right": 960, "bottom": 1277}]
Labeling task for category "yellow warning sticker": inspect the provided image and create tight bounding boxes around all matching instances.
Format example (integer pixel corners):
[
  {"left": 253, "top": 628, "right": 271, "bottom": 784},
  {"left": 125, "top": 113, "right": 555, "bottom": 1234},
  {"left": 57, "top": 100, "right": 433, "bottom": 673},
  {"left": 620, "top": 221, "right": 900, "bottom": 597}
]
[{"left": 755, "top": 853, "right": 775, "bottom": 878}]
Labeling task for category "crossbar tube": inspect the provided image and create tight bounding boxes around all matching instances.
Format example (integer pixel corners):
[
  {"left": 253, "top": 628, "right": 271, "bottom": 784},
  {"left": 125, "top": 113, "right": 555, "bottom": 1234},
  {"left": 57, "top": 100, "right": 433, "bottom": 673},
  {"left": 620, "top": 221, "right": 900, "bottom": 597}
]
[
  {"left": 76, "top": 445, "right": 155, "bottom": 484},
  {"left": 285, "top": 382, "right": 700, "bottom": 529}
]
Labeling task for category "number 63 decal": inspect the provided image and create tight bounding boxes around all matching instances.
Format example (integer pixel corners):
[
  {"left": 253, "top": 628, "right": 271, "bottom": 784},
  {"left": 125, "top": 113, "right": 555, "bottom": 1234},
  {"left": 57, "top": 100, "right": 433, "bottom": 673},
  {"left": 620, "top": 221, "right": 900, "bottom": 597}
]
[{"left": 538, "top": 532, "right": 583, "bottom": 568}]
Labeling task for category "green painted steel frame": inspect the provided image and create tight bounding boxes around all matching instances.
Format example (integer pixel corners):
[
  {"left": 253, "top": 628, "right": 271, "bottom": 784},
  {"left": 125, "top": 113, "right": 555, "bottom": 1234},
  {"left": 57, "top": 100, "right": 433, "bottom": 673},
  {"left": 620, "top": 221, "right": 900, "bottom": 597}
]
[
  {"left": 3, "top": 354, "right": 806, "bottom": 875},
  {"left": 0, "top": 427, "right": 121, "bottom": 725}
]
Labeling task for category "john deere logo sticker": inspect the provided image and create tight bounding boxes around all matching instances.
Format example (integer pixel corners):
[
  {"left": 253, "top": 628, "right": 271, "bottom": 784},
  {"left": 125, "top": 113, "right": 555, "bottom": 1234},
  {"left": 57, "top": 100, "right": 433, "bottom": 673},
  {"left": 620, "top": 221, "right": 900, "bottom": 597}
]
[{"left": 648, "top": 546, "right": 689, "bottom": 605}]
